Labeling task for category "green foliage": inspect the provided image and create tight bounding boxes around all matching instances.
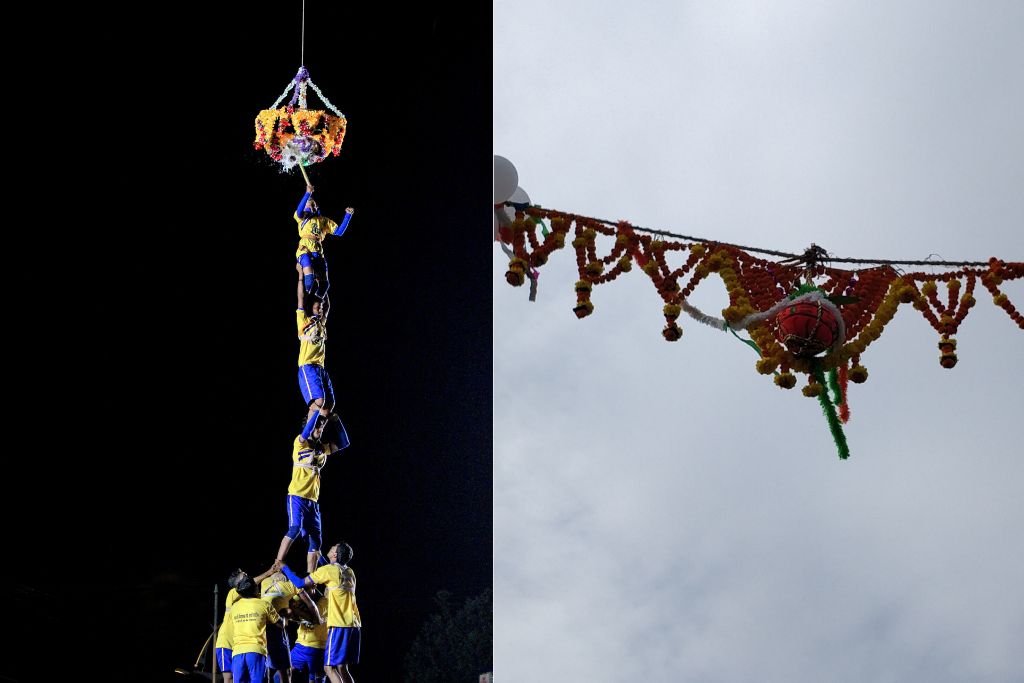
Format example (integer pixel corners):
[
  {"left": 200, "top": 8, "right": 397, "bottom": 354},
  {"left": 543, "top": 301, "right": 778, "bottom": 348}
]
[{"left": 404, "top": 589, "right": 492, "bottom": 683}]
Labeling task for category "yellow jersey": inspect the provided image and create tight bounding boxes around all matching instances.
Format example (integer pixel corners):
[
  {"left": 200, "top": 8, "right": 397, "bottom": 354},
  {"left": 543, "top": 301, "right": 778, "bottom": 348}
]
[
  {"left": 215, "top": 588, "right": 240, "bottom": 649},
  {"left": 295, "top": 595, "right": 330, "bottom": 649},
  {"left": 295, "top": 213, "right": 339, "bottom": 258},
  {"left": 288, "top": 437, "right": 338, "bottom": 501},
  {"left": 230, "top": 597, "right": 281, "bottom": 655},
  {"left": 297, "top": 310, "right": 327, "bottom": 367},
  {"left": 309, "top": 564, "right": 361, "bottom": 628},
  {"left": 260, "top": 574, "right": 299, "bottom": 612}
]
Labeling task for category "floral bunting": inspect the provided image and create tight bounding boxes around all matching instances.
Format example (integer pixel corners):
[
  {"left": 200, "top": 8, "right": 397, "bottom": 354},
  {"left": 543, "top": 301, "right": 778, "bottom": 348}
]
[{"left": 499, "top": 205, "right": 1023, "bottom": 459}]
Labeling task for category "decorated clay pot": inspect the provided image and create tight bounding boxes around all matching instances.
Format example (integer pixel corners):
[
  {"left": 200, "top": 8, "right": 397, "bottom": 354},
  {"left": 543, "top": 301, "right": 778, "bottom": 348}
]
[{"left": 776, "top": 300, "right": 840, "bottom": 357}]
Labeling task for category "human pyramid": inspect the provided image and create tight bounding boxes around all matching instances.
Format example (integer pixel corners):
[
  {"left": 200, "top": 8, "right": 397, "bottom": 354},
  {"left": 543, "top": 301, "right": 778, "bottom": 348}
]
[{"left": 213, "top": 184, "right": 362, "bottom": 683}]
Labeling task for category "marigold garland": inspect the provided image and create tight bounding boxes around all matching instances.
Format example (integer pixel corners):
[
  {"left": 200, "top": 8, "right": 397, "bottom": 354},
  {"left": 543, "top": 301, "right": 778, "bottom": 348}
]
[
  {"left": 254, "top": 66, "right": 348, "bottom": 169},
  {"left": 498, "top": 205, "right": 1023, "bottom": 460}
]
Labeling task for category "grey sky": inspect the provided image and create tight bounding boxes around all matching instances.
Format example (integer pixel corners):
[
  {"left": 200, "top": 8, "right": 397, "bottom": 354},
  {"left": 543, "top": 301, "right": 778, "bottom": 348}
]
[{"left": 494, "top": 2, "right": 1023, "bottom": 681}]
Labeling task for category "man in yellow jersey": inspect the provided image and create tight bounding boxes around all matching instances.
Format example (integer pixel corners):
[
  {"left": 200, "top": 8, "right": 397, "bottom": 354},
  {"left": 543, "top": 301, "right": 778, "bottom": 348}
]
[
  {"left": 276, "top": 413, "right": 350, "bottom": 574},
  {"left": 295, "top": 184, "right": 355, "bottom": 299},
  {"left": 262, "top": 570, "right": 323, "bottom": 683},
  {"left": 230, "top": 576, "right": 281, "bottom": 683},
  {"left": 280, "top": 542, "right": 361, "bottom": 683},
  {"left": 214, "top": 569, "right": 245, "bottom": 683},
  {"left": 215, "top": 565, "right": 280, "bottom": 683},
  {"left": 296, "top": 263, "right": 339, "bottom": 442},
  {"left": 290, "top": 588, "right": 330, "bottom": 683}
]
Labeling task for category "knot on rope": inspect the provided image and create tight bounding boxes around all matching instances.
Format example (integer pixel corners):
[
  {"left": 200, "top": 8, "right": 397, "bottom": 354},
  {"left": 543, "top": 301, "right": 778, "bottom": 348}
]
[{"left": 779, "top": 243, "right": 831, "bottom": 270}]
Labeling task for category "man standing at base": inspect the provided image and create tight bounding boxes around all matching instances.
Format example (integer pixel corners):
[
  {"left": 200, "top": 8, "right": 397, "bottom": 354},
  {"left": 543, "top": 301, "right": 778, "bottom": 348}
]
[
  {"left": 280, "top": 542, "right": 361, "bottom": 683},
  {"left": 290, "top": 587, "right": 330, "bottom": 683},
  {"left": 230, "top": 576, "right": 281, "bottom": 683}
]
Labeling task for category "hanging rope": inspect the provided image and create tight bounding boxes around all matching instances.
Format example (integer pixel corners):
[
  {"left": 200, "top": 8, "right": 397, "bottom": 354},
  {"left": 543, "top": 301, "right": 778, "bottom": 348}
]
[
  {"left": 301, "top": 0, "right": 306, "bottom": 68},
  {"left": 269, "top": 81, "right": 297, "bottom": 109}
]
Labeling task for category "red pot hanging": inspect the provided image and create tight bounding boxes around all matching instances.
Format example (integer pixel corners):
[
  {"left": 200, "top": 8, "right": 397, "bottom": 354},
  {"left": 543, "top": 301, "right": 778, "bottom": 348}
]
[{"left": 776, "top": 299, "right": 840, "bottom": 356}]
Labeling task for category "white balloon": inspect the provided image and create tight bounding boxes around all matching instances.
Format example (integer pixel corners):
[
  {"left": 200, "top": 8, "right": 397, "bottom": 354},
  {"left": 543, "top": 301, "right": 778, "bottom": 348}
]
[
  {"left": 493, "top": 155, "right": 518, "bottom": 203},
  {"left": 509, "top": 186, "right": 531, "bottom": 206}
]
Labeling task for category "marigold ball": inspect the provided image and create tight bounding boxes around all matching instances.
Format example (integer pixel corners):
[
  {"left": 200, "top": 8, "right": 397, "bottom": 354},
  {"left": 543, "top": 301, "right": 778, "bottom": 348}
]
[
  {"left": 849, "top": 365, "right": 869, "bottom": 383},
  {"left": 662, "top": 323, "right": 683, "bottom": 341},
  {"left": 802, "top": 383, "right": 823, "bottom": 397},
  {"left": 573, "top": 301, "right": 594, "bottom": 319},
  {"left": 774, "top": 373, "right": 797, "bottom": 389}
]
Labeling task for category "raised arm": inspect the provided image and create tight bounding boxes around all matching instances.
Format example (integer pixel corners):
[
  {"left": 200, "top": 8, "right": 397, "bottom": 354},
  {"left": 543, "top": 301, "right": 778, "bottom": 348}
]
[
  {"left": 280, "top": 564, "right": 315, "bottom": 591},
  {"left": 331, "top": 208, "right": 354, "bottom": 237},
  {"left": 322, "top": 294, "right": 330, "bottom": 319},
  {"left": 296, "top": 186, "right": 313, "bottom": 217},
  {"left": 296, "top": 262, "right": 306, "bottom": 311},
  {"left": 252, "top": 564, "right": 278, "bottom": 585},
  {"left": 297, "top": 590, "right": 323, "bottom": 624}
]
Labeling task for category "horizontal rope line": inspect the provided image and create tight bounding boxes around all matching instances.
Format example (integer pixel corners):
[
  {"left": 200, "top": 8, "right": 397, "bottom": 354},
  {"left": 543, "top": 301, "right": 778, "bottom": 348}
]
[{"left": 522, "top": 204, "right": 999, "bottom": 268}]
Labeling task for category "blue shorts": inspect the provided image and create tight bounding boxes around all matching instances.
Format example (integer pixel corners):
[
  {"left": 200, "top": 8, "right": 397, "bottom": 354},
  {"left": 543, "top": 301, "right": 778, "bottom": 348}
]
[
  {"left": 231, "top": 652, "right": 266, "bottom": 683},
  {"left": 287, "top": 495, "right": 322, "bottom": 552},
  {"left": 298, "top": 254, "right": 330, "bottom": 289},
  {"left": 214, "top": 647, "right": 232, "bottom": 673},
  {"left": 291, "top": 642, "right": 325, "bottom": 677},
  {"left": 325, "top": 627, "right": 361, "bottom": 666},
  {"left": 266, "top": 622, "right": 292, "bottom": 671},
  {"left": 299, "top": 364, "right": 335, "bottom": 406}
]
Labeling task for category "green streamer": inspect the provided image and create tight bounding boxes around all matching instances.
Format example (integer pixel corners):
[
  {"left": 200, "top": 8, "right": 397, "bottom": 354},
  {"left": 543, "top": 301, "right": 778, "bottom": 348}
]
[
  {"left": 812, "top": 363, "right": 850, "bottom": 459},
  {"left": 727, "top": 326, "right": 782, "bottom": 377},
  {"left": 532, "top": 217, "right": 550, "bottom": 237},
  {"left": 827, "top": 367, "right": 843, "bottom": 406},
  {"left": 728, "top": 326, "right": 762, "bottom": 356}
]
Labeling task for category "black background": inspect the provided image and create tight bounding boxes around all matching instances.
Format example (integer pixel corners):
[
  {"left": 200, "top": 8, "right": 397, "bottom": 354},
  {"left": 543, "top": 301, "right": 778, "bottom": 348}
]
[{"left": 5, "top": 3, "right": 490, "bottom": 681}]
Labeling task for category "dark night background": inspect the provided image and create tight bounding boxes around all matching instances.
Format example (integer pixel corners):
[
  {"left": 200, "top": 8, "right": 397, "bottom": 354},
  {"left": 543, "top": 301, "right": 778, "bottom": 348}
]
[{"left": 4, "top": 3, "right": 490, "bottom": 681}]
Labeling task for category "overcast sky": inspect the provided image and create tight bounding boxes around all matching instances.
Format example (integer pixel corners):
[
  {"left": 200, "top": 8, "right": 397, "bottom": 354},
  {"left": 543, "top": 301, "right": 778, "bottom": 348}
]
[{"left": 493, "top": 2, "right": 1023, "bottom": 681}]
